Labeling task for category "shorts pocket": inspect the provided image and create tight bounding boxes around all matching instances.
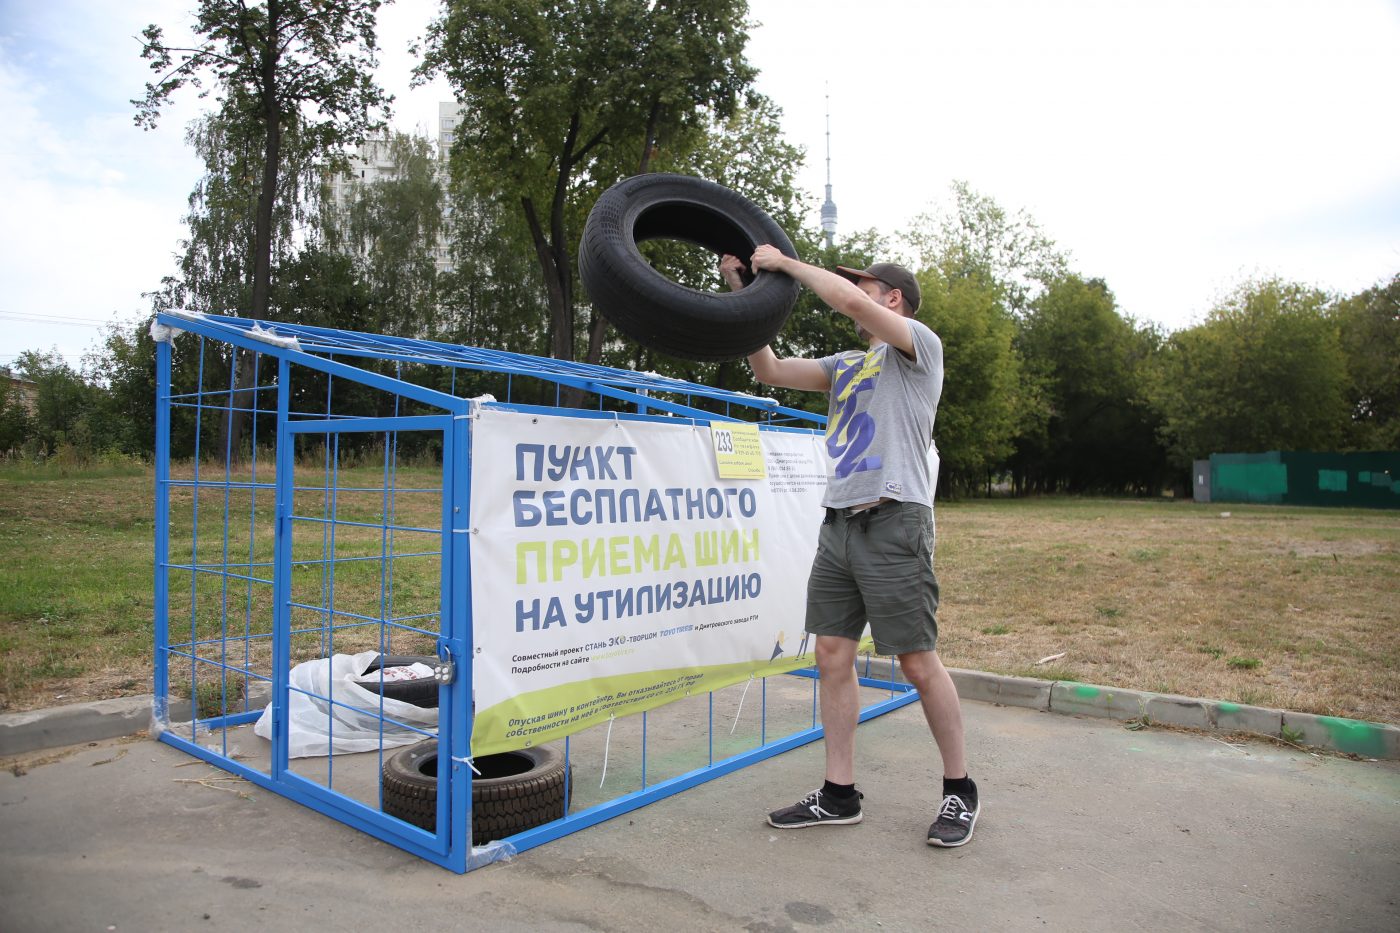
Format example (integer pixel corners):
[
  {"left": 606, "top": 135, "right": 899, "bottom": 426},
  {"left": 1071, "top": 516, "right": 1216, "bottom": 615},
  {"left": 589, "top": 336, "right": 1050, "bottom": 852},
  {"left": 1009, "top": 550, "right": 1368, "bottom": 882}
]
[{"left": 900, "top": 505, "right": 933, "bottom": 558}]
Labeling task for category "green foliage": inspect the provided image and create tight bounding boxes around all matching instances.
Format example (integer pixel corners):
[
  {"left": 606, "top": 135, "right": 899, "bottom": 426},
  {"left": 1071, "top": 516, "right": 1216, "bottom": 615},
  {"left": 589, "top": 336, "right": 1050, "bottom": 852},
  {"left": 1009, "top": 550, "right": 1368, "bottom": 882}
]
[
  {"left": 904, "top": 180, "right": 1070, "bottom": 317},
  {"left": 418, "top": 0, "right": 759, "bottom": 367},
  {"left": 317, "top": 132, "right": 445, "bottom": 337},
  {"left": 137, "top": 0, "right": 392, "bottom": 459},
  {"left": 1146, "top": 278, "right": 1350, "bottom": 467},
  {"left": 0, "top": 377, "right": 34, "bottom": 454},
  {"left": 13, "top": 351, "right": 97, "bottom": 458},
  {"left": 81, "top": 321, "right": 161, "bottom": 458},
  {"left": 919, "top": 267, "right": 1023, "bottom": 496},
  {"left": 276, "top": 247, "right": 375, "bottom": 331},
  {"left": 136, "top": 0, "right": 392, "bottom": 318},
  {"left": 1012, "top": 275, "right": 1168, "bottom": 494},
  {"left": 150, "top": 111, "right": 331, "bottom": 320},
  {"left": 1331, "top": 274, "right": 1400, "bottom": 449},
  {"left": 436, "top": 191, "right": 552, "bottom": 361}
]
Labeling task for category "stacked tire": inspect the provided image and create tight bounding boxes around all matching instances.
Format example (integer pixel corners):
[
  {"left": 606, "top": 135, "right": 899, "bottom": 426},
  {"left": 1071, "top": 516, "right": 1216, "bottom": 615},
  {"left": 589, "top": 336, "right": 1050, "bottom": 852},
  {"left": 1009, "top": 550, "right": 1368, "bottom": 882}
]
[
  {"left": 381, "top": 740, "right": 571, "bottom": 843},
  {"left": 351, "top": 654, "right": 440, "bottom": 708}
]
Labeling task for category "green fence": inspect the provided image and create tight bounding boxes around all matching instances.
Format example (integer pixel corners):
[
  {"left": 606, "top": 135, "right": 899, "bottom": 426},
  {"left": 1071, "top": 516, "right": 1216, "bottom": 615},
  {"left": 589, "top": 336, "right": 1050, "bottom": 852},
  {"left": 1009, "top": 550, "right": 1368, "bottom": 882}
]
[{"left": 1209, "top": 450, "right": 1400, "bottom": 509}]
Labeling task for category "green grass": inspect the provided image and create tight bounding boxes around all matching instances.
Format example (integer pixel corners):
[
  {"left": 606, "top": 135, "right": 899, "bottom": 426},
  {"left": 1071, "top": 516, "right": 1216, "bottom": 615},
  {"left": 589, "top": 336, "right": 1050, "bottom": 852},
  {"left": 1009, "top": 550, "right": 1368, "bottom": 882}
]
[
  {"left": 3, "top": 468, "right": 1398, "bottom": 725},
  {"left": 0, "top": 458, "right": 442, "bottom": 711}
]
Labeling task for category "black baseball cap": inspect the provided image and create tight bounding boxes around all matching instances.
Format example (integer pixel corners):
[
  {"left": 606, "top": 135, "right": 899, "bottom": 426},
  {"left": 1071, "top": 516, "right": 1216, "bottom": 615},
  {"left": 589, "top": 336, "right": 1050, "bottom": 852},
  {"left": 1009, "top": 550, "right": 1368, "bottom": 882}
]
[{"left": 835, "top": 262, "right": 921, "bottom": 312}]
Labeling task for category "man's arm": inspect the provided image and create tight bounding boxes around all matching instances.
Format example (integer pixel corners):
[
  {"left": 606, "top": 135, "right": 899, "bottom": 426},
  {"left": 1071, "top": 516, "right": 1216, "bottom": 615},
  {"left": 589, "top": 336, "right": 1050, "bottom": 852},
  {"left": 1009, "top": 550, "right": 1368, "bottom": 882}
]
[
  {"left": 721, "top": 254, "right": 830, "bottom": 391},
  {"left": 750, "top": 245, "right": 915, "bottom": 356},
  {"left": 746, "top": 345, "right": 830, "bottom": 391}
]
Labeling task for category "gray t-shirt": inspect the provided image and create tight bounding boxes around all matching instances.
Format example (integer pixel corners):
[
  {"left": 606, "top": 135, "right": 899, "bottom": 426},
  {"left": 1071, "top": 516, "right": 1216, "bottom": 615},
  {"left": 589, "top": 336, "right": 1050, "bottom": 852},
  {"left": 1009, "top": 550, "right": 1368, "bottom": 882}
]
[{"left": 816, "top": 319, "right": 943, "bottom": 508}]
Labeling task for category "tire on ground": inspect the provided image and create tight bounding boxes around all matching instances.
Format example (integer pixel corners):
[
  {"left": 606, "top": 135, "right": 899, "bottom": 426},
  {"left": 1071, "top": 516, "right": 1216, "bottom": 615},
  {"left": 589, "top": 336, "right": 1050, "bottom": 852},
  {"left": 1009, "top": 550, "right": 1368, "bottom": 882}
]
[
  {"left": 578, "top": 173, "right": 801, "bottom": 362},
  {"left": 352, "top": 654, "right": 440, "bottom": 708},
  {"left": 381, "top": 739, "right": 571, "bottom": 842}
]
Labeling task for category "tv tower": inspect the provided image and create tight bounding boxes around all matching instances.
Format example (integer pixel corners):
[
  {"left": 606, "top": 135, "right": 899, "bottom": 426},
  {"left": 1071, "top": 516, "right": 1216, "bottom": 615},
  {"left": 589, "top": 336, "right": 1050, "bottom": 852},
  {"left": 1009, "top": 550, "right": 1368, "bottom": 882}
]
[{"left": 820, "top": 88, "right": 838, "bottom": 251}]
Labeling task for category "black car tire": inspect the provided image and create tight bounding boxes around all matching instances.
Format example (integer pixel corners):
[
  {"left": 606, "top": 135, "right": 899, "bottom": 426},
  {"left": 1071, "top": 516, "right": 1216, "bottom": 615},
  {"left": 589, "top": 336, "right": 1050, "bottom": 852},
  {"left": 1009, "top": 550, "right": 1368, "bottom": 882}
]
[
  {"left": 381, "top": 739, "right": 571, "bottom": 843},
  {"left": 578, "top": 173, "right": 801, "bottom": 361},
  {"left": 353, "top": 654, "right": 440, "bottom": 709}
]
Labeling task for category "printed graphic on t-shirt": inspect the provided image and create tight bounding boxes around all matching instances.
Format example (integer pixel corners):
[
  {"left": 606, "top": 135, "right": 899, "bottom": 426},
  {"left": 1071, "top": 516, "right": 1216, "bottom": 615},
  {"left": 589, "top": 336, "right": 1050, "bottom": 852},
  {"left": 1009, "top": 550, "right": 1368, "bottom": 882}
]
[{"left": 826, "top": 349, "right": 883, "bottom": 479}]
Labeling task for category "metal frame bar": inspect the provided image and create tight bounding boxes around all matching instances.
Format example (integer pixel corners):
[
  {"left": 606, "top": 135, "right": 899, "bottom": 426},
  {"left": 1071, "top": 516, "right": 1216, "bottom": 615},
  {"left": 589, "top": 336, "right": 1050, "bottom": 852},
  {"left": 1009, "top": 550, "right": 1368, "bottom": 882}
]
[{"left": 150, "top": 315, "right": 936, "bottom": 876}]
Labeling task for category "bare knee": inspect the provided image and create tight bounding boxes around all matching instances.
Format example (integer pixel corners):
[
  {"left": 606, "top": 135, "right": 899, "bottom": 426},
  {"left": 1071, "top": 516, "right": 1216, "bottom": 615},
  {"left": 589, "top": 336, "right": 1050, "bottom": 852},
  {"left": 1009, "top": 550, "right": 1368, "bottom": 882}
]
[
  {"left": 815, "top": 637, "right": 857, "bottom": 677},
  {"left": 898, "top": 650, "right": 948, "bottom": 692}
]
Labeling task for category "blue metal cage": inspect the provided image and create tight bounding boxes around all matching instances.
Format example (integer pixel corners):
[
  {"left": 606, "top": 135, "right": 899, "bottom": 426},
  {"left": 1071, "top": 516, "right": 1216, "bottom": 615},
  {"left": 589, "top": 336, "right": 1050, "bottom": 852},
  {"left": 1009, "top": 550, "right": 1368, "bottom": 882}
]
[{"left": 151, "top": 310, "right": 920, "bottom": 872}]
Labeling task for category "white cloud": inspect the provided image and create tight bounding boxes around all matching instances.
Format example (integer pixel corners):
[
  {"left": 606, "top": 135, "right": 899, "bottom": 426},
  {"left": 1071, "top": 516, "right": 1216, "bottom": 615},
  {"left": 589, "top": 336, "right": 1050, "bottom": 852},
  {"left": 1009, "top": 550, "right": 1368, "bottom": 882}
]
[{"left": 0, "top": 1, "right": 204, "bottom": 365}]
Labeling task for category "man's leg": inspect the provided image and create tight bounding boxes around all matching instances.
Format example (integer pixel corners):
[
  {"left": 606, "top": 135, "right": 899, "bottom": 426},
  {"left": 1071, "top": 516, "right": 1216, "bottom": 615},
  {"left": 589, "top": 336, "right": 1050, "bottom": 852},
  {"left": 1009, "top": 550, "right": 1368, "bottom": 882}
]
[
  {"left": 767, "top": 510, "right": 867, "bottom": 829},
  {"left": 899, "top": 648, "right": 980, "bottom": 847},
  {"left": 816, "top": 635, "right": 860, "bottom": 784},
  {"left": 766, "top": 634, "right": 865, "bottom": 828},
  {"left": 896, "top": 648, "right": 966, "bottom": 779}
]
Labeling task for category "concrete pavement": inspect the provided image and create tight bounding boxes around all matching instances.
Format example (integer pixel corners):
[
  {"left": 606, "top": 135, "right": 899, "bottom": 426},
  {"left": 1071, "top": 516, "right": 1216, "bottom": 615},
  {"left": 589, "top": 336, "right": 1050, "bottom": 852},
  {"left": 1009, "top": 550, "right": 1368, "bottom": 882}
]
[{"left": 2, "top": 695, "right": 1397, "bottom": 932}]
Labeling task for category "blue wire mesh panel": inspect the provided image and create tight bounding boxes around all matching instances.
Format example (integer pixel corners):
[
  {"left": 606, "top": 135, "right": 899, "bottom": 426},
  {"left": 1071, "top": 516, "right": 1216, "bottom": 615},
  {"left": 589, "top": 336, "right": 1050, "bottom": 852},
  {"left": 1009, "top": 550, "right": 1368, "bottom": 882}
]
[
  {"left": 151, "top": 311, "right": 922, "bottom": 874},
  {"left": 156, "top": 336, "right": 280, "bottom": 766},
  {"left": 281, "top": 421, "right": 448, "bottom": 822}
]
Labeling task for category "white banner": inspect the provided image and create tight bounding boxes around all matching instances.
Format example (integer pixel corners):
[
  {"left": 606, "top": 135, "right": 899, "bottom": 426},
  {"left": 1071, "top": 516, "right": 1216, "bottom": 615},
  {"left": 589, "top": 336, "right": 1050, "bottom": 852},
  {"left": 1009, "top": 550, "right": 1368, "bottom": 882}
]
[{"left": 467, "top": 409, "right": 832, "bottom": 755}]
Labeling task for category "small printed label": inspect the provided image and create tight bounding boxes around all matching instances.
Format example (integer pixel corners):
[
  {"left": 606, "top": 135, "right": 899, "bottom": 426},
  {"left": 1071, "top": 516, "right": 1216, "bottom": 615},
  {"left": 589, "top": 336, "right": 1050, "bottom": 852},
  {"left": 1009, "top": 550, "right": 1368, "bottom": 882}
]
[
  {"left": 379, "top": 664, "right": 434, "bottom": 682},
  {"left": 884, "top": 481, "right": 902, "bottom": 494},
  {"left": 711, "top": 423, "right": 766, "bottom": 480}
]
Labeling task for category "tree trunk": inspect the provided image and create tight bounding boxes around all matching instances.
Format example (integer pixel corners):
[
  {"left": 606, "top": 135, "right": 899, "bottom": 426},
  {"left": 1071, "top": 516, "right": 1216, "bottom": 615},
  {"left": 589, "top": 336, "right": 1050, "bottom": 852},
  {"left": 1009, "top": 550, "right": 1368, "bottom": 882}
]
[
  {"left": 522, "top": 196, "right": 570, "bottom": 361},
  {"left": 584, "top": 313, "right": 608, "bottom": 367},
  {"left": 220, "top": 5, "right": 282, "bottom": 464},
  {"left": 583, "top": 100, "right": 659, "bottom": 370}
]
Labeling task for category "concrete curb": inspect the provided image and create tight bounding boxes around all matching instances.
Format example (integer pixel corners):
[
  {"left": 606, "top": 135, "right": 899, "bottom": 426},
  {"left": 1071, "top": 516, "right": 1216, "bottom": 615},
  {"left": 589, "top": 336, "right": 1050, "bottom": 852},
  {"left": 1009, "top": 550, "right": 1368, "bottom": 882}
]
[
  {"left": 1, "top": 691, "right": 268, "bottom": 758},
  {"left": 3, "top": 670, "right": 1397, "bottom": 761},
  {"left": 931, "top": 664, "right": 1397, "bottom": 760}
]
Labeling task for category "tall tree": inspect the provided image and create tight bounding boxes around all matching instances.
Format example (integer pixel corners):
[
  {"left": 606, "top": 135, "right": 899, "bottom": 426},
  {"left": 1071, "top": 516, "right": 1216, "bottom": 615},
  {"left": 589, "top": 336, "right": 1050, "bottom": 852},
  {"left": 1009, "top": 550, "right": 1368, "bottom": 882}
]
[
  {"left": 902, "top": 183, "right": 1066, "bottom": 490},
  {"left": 13, "top": 351, "right": 96, "bottom": 457},
  {"left": 1146, "top": 277, "right": 1349, "bottom": 468},
  {"left": 1331, "top": 274, "right": 1400, "bottom": 450},
  {"left": 919, "top": 269, "right": 1024, "bottom": 497},
  {"left": 1012, "top": 276, "right": 1168, "bottom": 495},
  {"left": 904, "top": 180, "right": 1069, "bottom": 318},
  {"left": 417, "top": 0, "right": 757, "bottom": 378},
  {"left": 149, "top": 112, "right": 318, "bottom": 317},
  {"left": 135, "top": 0, "right": 392, "bottom": 454},
  {"left": 136, "top": 0, "right": 392, "bottom": 320},
  {"left": 317, "top": 131, "right": 445, "bottom": 337}
]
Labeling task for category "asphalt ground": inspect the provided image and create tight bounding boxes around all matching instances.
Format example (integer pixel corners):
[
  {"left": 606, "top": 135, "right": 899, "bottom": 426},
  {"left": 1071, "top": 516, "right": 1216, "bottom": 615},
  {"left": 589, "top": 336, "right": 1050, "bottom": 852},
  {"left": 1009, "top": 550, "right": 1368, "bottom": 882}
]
[{"left": 2, "top": 694, "right": 1397, "bottom": 932}]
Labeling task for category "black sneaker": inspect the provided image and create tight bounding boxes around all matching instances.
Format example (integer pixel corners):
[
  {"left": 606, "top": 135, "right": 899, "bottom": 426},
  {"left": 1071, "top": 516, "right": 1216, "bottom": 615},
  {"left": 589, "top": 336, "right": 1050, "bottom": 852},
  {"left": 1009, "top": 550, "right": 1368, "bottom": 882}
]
[
  {"left": 927, "top": 787, "right": 980, "bottom": 847},
  {"left": 767, "top": 788, "right": 863, "bottom": 828}
]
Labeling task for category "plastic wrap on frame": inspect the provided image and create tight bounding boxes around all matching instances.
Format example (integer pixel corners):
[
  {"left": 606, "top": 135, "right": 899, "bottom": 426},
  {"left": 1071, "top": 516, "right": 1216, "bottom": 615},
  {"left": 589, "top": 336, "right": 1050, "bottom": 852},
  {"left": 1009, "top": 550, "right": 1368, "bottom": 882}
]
[{"left": 467, "top": 839, "right": 517, "bottom": 869}]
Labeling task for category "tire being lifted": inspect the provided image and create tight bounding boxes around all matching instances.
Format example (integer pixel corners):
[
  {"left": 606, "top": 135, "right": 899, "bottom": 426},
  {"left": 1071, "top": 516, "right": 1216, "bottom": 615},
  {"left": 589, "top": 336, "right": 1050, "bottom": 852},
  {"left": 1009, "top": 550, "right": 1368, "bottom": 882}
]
[
  {"left": 381, "top": 739, "right": 571, "bottom": 843},
  {"left": 578, "top": 173, "right": 801, "bottom": 362}
]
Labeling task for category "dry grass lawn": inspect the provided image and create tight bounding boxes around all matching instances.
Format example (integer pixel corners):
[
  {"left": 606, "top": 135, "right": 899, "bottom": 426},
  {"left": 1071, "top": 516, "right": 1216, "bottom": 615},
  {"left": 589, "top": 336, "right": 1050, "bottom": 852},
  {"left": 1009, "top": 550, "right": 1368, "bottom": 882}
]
[
  {"left": 2, "top": 464, "right": 1396, "bottom": 724},
  {"left": 933, "top": 498, "right": 1399, "bottom": 724}
]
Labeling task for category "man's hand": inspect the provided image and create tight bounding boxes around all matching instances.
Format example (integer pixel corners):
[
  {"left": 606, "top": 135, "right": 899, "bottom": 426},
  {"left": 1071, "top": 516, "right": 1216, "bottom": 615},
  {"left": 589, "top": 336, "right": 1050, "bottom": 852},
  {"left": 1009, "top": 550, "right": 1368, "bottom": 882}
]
[
  {"left": 750, "top": 244, "right": 789, "bottom": 274},
  {"left": 719, "top": 253, "right": 746, "bottom": 291}
]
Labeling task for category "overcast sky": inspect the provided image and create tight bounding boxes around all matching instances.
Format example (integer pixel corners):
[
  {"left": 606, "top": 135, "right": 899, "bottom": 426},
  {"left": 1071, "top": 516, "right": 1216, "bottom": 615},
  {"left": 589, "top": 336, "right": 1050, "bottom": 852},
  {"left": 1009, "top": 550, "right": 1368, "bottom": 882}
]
[{"left": 2, "top": 0, "right": 1397, "bottom": 368}]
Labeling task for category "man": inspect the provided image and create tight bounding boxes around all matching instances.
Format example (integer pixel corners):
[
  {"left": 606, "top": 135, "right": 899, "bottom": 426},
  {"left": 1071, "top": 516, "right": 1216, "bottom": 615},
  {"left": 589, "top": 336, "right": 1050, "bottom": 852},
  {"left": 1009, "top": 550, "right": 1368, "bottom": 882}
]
[{"left": 720, "top": 246, "right": 979, "bottom": 848}]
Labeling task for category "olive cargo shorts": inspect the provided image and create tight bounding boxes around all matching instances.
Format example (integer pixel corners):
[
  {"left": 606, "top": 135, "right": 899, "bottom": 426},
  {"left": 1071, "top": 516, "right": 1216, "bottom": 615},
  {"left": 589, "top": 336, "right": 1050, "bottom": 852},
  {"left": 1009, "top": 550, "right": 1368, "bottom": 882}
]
[{"left": 804, "top": 500, "right": 940, "bottom": 656}]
